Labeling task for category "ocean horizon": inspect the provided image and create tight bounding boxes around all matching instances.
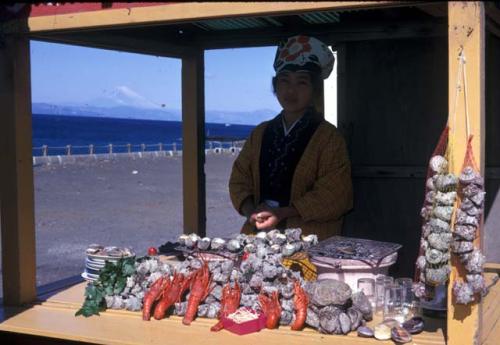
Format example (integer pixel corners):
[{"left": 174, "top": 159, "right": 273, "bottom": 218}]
[{"left": 32, "top": 114, "right": 255, "bottom": 156}]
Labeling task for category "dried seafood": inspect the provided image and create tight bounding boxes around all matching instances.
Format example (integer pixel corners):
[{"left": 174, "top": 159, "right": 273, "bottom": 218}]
[
  {"left": 417, "top": 155, "right": 456, "bottom": 289},
  {"left": 451, "top": 164, "right": 487, "bottom": 304}
]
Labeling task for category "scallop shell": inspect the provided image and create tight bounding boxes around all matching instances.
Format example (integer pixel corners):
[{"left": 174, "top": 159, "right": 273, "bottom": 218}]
[
  {"left": 374, "top": 324, "right": 392, "bottom": 341},
  {"left": 428, "top": 218, "right": 451, "bottom": 233},
  {"left": 435, "top": 191, "right": 457, "bottom": 206},
  {"left": 451, "top": 240, "right": 474, "bottom": 254},
  {"left": 266, "top": 229, "right": 281, "bottom": 242},
  {"left": 466, "top": 273, "right": 486, "bottom": 293},
  {"left": 455, "top": 210, "right": 479, "bottom": 227},
  {"left": 470, "top": 192, "right": 485, "bottom": 207},
  {"left": 464, "top": 249, "right": 485, "bottom": 273},
  {"left": 226, "top": 239, "right": 241, "bottom": 252},
  {"left": 464, "top": 206, "right": 482, "bottom": 217},
  {"left": 255, "top": 231, "right": 267, "bottom": 242},
  {"left": 453, "top": 225, "right": 476, "bottom": 241},
  {"left": 425, "top": 266, "right": 450, "bottom": 285},
  {"left": 425, "top": 191, "right": 436, "bottom": 204},
  {"left": 427, "top": 232, "right": 452, "bottom": 251},
  {"left": 422, "top": 223, "right": 432, "bottom": 238},
  {"left": 426, "top": 176, "right": 436, "bottom": 191},
  {"left": 420, "top": 206, "right": 433, "bottom": 220},
  {"left": 435, "top": 174, "right": 458, "bottom": 192},
  {"left": 425, "top": 248, "right": 446, "bottom": 265},
  {"left": 460, "top": 197, "right": 475, "bottom": 211},
  {"left": 178, "top": 234, "right": 189, "bottom": 246},
  {"left": 272, "top": 233, "right": 287, "bottom": 246},
  {"left": 429, "top": 155, "right": 448, "bottom": 174},
  {"left": 197, "top": 237, "right": 211, "bottom": 250},
  {"left": 462, "top": 183, "right": 481, "bottom": 198},
  {"left": 303, "top": 234, "right": 319, "bottom": 246},
  {"left": 281, "top": 243, "right": 296, "bottom": 256},
  {"left": 391, "top": 326, "right": 412, "bottom": 344},
  {"left": 285, "top": 228, "right": 302, "bottom": 242},
  {"left": 459, "top": 166, "right": 479, "bottom": 184},
  {"left": 433, "top": 206, "right": 454, "bottom": 222},
  {"left": 453, "top": 281, "right": 475, "bottom": 304},
  {"left": 416, "top": 255, "right": 427, "bottom": 270},
  {"left": 210, "top": 237, "right": 226, "bottom": 250}
]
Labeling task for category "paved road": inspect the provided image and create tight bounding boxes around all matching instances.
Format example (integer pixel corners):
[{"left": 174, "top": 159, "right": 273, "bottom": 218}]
[{"left": 0, "top": 154, "right": 245, "bottom": 297}]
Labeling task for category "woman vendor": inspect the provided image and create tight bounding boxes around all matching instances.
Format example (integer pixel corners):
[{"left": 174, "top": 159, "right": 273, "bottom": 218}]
[{"left": 229, "top": 35, "right": 353, "bottom": 240}]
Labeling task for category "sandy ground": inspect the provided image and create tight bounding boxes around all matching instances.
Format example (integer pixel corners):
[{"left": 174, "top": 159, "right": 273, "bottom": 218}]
[{"left": 0, "top": 154, "right": 245, "bottom": 297}]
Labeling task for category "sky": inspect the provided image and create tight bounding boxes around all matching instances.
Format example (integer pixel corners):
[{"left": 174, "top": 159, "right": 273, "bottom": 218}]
[{"left": 30, "top": 40, "right": 281, "bottom": 113}]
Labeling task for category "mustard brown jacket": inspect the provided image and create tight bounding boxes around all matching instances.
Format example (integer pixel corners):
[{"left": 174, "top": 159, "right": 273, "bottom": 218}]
[{"left": 229, "top": 119, "right": 353, "bottom": 240}]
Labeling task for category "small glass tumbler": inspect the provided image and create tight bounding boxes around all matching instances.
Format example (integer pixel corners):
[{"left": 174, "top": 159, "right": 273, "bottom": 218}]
[
  {"left": 357, "top": 278, "right": 375, "bottom": 305},
  {"left": 375, "top": 275, "right": 394, "bottom": 315},
  {"left": 396, "top": 277, "right": 415, "bottom": 320},
  {"left": 384, "top": 283, "right": 404, "bottom": 323}
]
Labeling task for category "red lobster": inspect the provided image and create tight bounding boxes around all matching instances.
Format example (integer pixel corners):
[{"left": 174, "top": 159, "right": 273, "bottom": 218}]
[
  {"left": 259, "top": 290, "right": 282, "bottom": 329},
  {"left": 153, "top": 272, "right": 192, "bottom": 320},
  {"left": 182, "top": 261, "right": 212, "bottom": 325},
  {"left": 290, "top": 280, "right": 308, "bottom": 331},
  {"left": 211, "top": 281, "right": 241, "bottom": 332},
  {"left": 142, "top": 276, "right": 168, "bottom": 321}
]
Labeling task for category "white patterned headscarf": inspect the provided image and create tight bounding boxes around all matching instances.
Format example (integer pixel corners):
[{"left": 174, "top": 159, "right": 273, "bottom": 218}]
[{"left": 273, "top": 35, "right": 334, "bottom": 80}]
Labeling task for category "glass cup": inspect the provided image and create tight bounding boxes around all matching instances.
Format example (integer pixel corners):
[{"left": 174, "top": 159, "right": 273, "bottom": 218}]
[
  {"left": 384, "top": 283, "right": 404, "bottom": 323},
  {"left": 396, "top": 277, "right": 415, "bottom": 320},
  {"left": 357, "top": 277, "right": 375, "bottom": 306},
  {"left": 375, "top": 275, "right": 394, "bottom": 315}
]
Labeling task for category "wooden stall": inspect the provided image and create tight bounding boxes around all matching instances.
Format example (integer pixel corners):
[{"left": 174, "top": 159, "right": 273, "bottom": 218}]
[{"left": 0, "top": 2, "right": 499, "bottom": 344}]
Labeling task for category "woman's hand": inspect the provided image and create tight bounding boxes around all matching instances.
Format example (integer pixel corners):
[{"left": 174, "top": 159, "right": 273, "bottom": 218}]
[{"left": 251, "top": 206, "right": 299, "bottom": 230}]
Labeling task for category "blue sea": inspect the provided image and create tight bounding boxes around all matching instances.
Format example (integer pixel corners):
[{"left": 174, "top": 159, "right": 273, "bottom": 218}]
[{"left": 32, "top": 114, "right": 255, "bottom": 156}]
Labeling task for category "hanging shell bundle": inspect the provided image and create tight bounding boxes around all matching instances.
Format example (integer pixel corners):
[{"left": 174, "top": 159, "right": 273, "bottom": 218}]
[
  {"left": 416, "top": 155, "right": 457, "bottom": 289},
  {"left": 452, "top": 165, "right": 486, "bottom": 304}
]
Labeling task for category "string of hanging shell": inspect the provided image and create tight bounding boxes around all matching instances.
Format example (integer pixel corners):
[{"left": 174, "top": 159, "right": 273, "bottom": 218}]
[
  {"left": 416, "top": 155, "right": 457, "bottom": 287},
  {"left": 451, "top": 166, "right": 486, "bottom": 304}
]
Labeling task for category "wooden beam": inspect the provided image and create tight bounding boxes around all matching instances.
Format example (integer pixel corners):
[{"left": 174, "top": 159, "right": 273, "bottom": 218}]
[
  {"left": 199, "top": 20, "right": 446, "bottom": 49},
  {"left": 0, "top": 32, "right": 37, "bottom": 305},
  {"left": 447, "top": 2, "right": 485, "bottom": 345},
  {"left": 31, "top": 32, "right": 190, "bottom": 58},
  {"left": 181, "top": 49, "right": 206, "bottom": 237},
  {"left": 4, "top": 2, "right": 412, "bottom": 34}
]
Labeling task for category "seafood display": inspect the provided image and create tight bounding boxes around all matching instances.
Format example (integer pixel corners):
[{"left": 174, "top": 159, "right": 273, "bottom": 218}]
[
  {"left": 452, "top": 165, "right": 486, "bottom": 304},
  {"left": 416, "top": 155, "right": 457, "bottom": 290}
]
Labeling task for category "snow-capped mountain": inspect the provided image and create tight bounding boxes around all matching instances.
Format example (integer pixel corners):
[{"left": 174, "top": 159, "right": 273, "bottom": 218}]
[{"left": 32, "top": 86, "right": 277, "bottom": 125}]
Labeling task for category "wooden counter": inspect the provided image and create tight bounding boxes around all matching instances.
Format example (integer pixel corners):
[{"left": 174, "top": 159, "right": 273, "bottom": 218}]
[
  {"left": 1, "top": 264, "right": 498, "bottom": 345},
  {"left": 0, "top": 282, "right": 447, "bottom": 345}
]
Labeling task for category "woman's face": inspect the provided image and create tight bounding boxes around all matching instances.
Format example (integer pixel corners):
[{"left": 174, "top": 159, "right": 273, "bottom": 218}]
[{"left": 275, "top": 71, "right": 314, "bottom": 115}]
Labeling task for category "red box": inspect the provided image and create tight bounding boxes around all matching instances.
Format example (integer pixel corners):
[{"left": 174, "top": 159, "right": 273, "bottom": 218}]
[{"left": 221, "top": 308, "right": 267, "bottom": 336}]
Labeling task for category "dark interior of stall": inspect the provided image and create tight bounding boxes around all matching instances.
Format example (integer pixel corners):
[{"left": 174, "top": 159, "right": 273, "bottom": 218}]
[{"left": 31, "top": 3, "right": 500, "bottom": 277}]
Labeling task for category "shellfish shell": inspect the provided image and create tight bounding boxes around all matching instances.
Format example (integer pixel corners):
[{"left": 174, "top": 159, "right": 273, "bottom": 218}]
[
  {"left": 374, "top": 324, "right": 392, "bottom": 340},
  {"left": 429, "top": 155, "right": 448, "bottom": 174}
]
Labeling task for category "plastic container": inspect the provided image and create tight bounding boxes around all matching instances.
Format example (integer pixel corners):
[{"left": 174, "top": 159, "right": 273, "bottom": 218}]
[
  {"left": 311, "top": 252, "right": 398, "bottom": 291},
  {"left": 221, "top": 308, "right": 267, "bottom": 335}
]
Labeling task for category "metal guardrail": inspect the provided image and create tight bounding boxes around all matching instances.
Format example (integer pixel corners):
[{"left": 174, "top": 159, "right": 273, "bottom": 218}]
[{"left": 32, "top": 140, "right": 245, "bottom": 157}]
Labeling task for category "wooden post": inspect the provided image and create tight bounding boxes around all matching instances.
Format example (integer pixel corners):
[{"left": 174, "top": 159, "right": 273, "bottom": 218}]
[
  {"left": 89, "top": 144, "right": 94, "bottom": 155},
  {"left": 127, "top": 143, "right": 131, "bottom": 153},
  {"left": 108, "top": 143, "right": 113, "bottom": 154},
  {"left": 447, "top": 2, "right": 485, "bottom": 345},
  {"left": 173, "top": 142, "right": 177, "bottom": 154},
  {"left": 141, "top": 143, "right": 145, "bottom": 153},
  {"left": 66, "top": 144, "right": 71, "bottom": 156},
  {"left": 0, "top": 33, "right": 37, "bottom": 305},
  {"left": 182, "top": 48, "right": 206, "bottom": 237},
  {"left": 42, "top": 144, "right": 47, "bottom": 156},
  {"left": 159, "top": 142, "right": 163, "bottom": 152}
]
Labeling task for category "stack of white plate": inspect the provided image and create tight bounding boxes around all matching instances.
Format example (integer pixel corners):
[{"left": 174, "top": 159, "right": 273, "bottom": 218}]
[{"left": 82, "top": 244, "right": 135, "bottom": 282}]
